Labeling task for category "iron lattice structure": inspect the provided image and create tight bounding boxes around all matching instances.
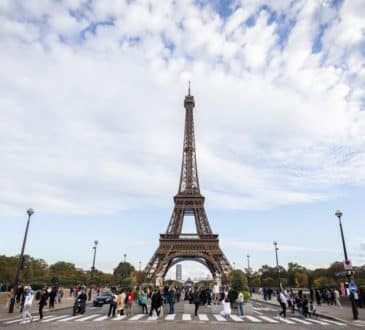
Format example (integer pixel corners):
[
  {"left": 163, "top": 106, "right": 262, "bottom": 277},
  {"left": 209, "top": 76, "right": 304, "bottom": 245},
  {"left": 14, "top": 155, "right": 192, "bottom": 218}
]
[{"left": 144, "top": 87, "right": 232, "bottom": 284}]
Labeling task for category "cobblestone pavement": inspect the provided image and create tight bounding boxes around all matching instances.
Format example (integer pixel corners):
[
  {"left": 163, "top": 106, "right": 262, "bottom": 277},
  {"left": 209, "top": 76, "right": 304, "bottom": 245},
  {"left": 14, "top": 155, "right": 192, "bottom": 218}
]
[{"left": 0, "top": 301, "right": 358, "bottom": 329}]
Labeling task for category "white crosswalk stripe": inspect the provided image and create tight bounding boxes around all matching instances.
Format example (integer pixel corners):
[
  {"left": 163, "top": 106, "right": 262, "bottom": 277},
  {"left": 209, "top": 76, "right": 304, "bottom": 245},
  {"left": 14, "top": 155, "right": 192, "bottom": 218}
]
[
  {"left": 307, "top": 318, "right": 330, "bottom": 325},
  {"left": 318, "top": 318, "right": 347, "bottom": 326},
  {"left": 128, "top": 314, "right": 145, "bottom": 321},
  {"left": 76, "top": 314, "right": 100, "bottom": 321},
  {"left": 243, "top": 315, "right": 262, "bottom": 322},
  {"left": 5, "top": 318, "right": 24, "bottom": 324},
  {"left": 112, "top": 315, "right": 127, "bottom": 320},
  {"left": 93, "top": 315, "right": 109, "bottom": 321},
  {"left": 58, "top": 315, "right": 84, "bottom": 322},
  {"left": 41, "top": 315, "right": 70, "bottom": 322},
  {"left": 289, "top": 317, "right": 312, "bottom": 325},
  {"left": 274, "top": 316, "right": 296, "bottom": 324},
  {"left": 0, "top": 311, "right": 349, "bottom": 326},
  {"left": 198, "top": 314, "right": 209, "bottom": 321},
  {"left": 213, "top": 314, "right": 227, "bottom": 321},
  {"left": 230, "top": 315, "right": 243, "bottom": 322},
  {"left": 259, "top": 315, "right": 279, "bottom": 323}
]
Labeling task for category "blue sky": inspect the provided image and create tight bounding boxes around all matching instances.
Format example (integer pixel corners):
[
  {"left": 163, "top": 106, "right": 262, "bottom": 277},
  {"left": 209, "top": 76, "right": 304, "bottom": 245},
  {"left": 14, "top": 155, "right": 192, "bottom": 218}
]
[{"left": 0, "top": 0, "right": 364, "bottom": 279}]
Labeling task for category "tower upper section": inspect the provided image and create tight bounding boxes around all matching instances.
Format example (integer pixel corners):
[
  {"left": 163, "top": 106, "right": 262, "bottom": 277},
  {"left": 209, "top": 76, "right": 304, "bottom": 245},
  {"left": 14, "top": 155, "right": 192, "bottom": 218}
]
[{"left": 177, "top": 84, "right": 200, "bottom": 195}]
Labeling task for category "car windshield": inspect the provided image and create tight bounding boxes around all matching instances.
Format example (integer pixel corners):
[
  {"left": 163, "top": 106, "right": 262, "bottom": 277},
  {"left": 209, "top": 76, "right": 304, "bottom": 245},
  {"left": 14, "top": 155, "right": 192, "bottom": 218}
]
[{"left": 98, "top": 292, "right": 111, "bottom": 297}]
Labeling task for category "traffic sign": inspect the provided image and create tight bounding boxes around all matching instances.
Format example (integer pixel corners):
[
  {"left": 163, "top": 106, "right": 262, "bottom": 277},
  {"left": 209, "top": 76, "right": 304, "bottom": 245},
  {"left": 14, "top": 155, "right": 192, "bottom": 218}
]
[
  {"left": 349, "top": 281, "right": 357, "bottom": 293},
  {"left": 344, "top": 259, "right": 352, "bottom": 270}
]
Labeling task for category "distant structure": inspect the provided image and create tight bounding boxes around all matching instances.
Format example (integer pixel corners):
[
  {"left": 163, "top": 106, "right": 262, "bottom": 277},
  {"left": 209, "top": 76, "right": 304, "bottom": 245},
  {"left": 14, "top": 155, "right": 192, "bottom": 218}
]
[
  {"left": 176, "top": 264, "right": 182, "bottom": 281},
  {"left": 144, "top": 86, "right": 232, "bottom": 285}
]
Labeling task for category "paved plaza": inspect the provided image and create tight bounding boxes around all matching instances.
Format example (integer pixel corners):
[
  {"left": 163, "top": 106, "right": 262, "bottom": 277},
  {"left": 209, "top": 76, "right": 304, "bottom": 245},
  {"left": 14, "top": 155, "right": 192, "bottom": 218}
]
[{"left": 1, "top": 300, "right": 360, "bottom": 329}]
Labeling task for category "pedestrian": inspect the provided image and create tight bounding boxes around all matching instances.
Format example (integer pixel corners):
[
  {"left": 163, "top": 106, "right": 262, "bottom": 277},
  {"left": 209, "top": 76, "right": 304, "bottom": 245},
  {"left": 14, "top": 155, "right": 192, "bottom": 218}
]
[
  {"left": 126, "top": 289, "right": 135, "bottom": 316},
  {"left": 237, "top": 291, "right": 244, "bottom": 316},
  {"left": 193, "top": 287, "right": 201, "bottom": 316},
  {"left": 303, "top": 295, "right": 309, "bottom": 317},
  {"left": 200, "top": 288, "right": 207, "bottom": 306},
  {"left": 138, "top": 289, "right": 148, "bottom": 314},
  {"left": 108, "top": 289, "right": 118, "bottom": 318},
  {"left": 278, "top": 290, "right": 287, "bottom": 318},
  {"left": 117, "top": 289, "right": 126, "bottom": 316},
  {"left": 21, "top": 286, "right": 33, "bottom": 324},
  {"left": 309, "top": 300, "right": 317, "bottom": 318},
  {"left": 49, "top": 287, "right": 56, "bottom": 309},
  {"left": 39, "top": 288, "right": 48, "bottom": 320},
  {"left": 213, "top": 284, "right": 219, "bottom": 304},
  {"left": 220, "top": 297, "right": 231, "bottom": 317},
  {"left": 315, "top": 289, "right": 321, "bottom": 305},
  {"left": 149, "top": 288, "right": 162, "bottom": 319},
  {"left": 176, "top": 287, "right": 181, "bottom": 303},
  {"left": 167, "top": 287, "right": 176, "bottom": 314},
  {"left": 334, "top": 288, "right": 342, "bottom": 307}
]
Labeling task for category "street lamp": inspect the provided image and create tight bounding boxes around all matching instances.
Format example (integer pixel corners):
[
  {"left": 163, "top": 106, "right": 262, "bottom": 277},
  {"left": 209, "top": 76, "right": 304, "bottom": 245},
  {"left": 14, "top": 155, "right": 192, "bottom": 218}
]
[
  {"left": 9, "top": 208, "right": 34, "bottom": 313},
  {"left": 123, "top": 253, "right": 127, "bottom": 263},
  {"left": 273, "top": 241, "right": 281, "bottom": 289},
  {"left": 247, "top": 254, "right": 251, "bottom": 274},
  {"left": 335, "top": 210, "right": 358, "bottom": 320},
  {"left": 90, "top": 240, "right": 98, "bottom": 286}
]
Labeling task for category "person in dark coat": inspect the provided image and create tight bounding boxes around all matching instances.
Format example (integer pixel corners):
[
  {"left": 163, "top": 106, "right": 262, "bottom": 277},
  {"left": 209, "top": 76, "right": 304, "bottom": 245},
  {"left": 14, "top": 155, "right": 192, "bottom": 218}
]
[
  {"left": 149, "top": 289, "right": 163, "bottom": 318},
  {"left": 193, "top": 287, "right": 201, "bottom": 316},
  {"left": 39, "top": 289, "right": 48, "bottom": 320},
  {"left": 49, "top": 287, "right": 57, "bottom": 309}
]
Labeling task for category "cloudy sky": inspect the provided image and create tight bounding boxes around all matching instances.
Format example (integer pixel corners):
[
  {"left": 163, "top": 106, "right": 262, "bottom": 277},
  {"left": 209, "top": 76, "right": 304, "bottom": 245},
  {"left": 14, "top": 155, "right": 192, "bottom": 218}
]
[{"left": 0, "top": 0, "right": 364, "bottom": 279}]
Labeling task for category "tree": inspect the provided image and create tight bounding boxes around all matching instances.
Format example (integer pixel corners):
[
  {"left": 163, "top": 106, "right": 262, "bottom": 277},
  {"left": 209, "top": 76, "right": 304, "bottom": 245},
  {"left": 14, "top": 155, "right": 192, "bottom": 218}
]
[
  {"left": 113, "top": 262, "right": 135, "bottom": 279},
  {"left": 228, "top": 270, "right": 248, "bottom": 303}
]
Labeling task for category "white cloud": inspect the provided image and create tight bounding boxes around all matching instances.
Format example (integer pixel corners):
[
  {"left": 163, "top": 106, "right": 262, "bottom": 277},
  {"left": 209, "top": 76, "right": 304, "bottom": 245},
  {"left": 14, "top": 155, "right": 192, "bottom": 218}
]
[{"left": 0, "top": 0, "right": 364, "bottom": 214}]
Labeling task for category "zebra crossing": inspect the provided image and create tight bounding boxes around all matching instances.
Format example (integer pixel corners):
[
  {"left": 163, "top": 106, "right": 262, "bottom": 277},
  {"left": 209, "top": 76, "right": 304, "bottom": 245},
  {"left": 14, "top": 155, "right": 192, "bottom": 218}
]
[{"left": 1, "top": 312, "right": 348, "bottom": 326}]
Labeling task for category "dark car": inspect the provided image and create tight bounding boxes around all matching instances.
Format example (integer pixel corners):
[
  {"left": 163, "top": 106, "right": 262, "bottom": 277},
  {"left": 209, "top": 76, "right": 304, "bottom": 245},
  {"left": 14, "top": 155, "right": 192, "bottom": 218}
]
[{"left": 93, "top": 291, "right": 113, "bottom": 307}]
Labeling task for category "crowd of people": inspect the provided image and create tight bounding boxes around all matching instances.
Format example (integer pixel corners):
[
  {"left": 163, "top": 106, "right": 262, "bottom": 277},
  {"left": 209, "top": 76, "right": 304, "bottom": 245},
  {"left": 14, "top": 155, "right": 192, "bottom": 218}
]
[
  {"left": 260, "top": 286, "right": 365, "bottom": 319},
  {"left": 5, "top": 285, "right": 64, "bottom": 323}
]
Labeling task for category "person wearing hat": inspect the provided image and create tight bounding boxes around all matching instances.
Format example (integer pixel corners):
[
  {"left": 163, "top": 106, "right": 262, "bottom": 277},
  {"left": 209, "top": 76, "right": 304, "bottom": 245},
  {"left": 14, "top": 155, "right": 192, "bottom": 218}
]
[{"left": 21, "top": 286, "right": 34, "bottom": 324}]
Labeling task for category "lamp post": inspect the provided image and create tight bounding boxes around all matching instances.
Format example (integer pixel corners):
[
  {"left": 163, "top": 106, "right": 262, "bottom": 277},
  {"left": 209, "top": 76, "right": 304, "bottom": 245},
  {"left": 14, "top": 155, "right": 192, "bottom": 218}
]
[
  {"left": 90, "top": 240, "right": 98, "bottom": 287},
  {"left": 273, "top": 241, "right": 281, "bottom": 289},
  {"left": 247, "top": 254, "right": 251, "bottom": 294},
  {"left": 123, "top": 253, "right": 127, "bottom": 263},
  {"left": 9, "top": 208, "right": 34, "bottom": 313},
  {"left": 139, "top": 261, "right": 142, "bottom": 285},
  {"left": 335, "top": 210, "right": 358, "bottom": 320}
]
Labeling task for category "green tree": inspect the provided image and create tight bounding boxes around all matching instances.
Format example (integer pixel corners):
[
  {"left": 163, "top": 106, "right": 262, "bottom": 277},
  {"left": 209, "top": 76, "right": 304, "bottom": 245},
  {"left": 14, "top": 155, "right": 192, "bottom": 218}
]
[{"left": 113, "top": 262, "right": 135, "bottom": 280}]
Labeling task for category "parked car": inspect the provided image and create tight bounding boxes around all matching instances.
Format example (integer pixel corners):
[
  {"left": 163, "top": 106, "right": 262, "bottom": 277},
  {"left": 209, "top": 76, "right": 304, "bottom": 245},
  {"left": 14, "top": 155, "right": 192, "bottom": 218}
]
[{"left": 93, "top": 291, "right": 113, "bottom": 307}]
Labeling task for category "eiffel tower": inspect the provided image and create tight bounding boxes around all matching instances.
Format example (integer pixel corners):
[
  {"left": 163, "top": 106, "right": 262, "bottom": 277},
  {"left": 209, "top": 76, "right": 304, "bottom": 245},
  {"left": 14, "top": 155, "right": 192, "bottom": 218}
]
[{"left": 144, "top": 84, "right": 232, "bottom": 285}]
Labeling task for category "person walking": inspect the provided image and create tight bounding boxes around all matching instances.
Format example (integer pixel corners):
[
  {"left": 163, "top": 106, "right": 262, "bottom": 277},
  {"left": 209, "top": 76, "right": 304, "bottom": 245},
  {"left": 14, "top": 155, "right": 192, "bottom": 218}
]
[
  {"left": 117, "top": 289, "right": 126, "bottom": 316},
  {"left": 49, "top": 287, "right": 56, "bottom": 309},
  {"left": 334, "top": 289, "right": 342, "bottom": 307},
  {"left": 21, "top": 287, "right": 34, "bottom": 324},
  {"left": 278, "top": 290, "right": 287, "bottom": 318},
  {"left": 108, "top": 289, "right": 118, "bottom": 318},
  {"left": 237, "top": 291, "right": 244, "bottom": 317},
  {"left": 220, "top": 297, "right": 231, "bottom": 318},
  {"left": 167, "top": 287, "right": 176, "bottom": 314},
  {"left": 149, "top": 288, "right": 162, "bottom": 319},
  {"left": 213, "top": 284, "right": 219, "bottom": 304},
  {"left": 126, "top": 289, "right": 135, "bottom": 316},
  {"left": 193, "top": 287, "right": 201, "bottom": 316},
  {"left": 315, "top": 289, "right": 321, "bottom": 305},
  {"left": 138, "top": 290, "right": 148, "bottom": 314},
  {"left": 38, "top": 288, "right": 48, "bottom": 320}
]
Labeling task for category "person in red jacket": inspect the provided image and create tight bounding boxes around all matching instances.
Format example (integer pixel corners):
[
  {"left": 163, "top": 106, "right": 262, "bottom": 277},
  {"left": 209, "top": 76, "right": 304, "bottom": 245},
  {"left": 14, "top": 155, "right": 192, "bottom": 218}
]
[{"left": 126, "top": 289, "right": 135, "bottom": 316}]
